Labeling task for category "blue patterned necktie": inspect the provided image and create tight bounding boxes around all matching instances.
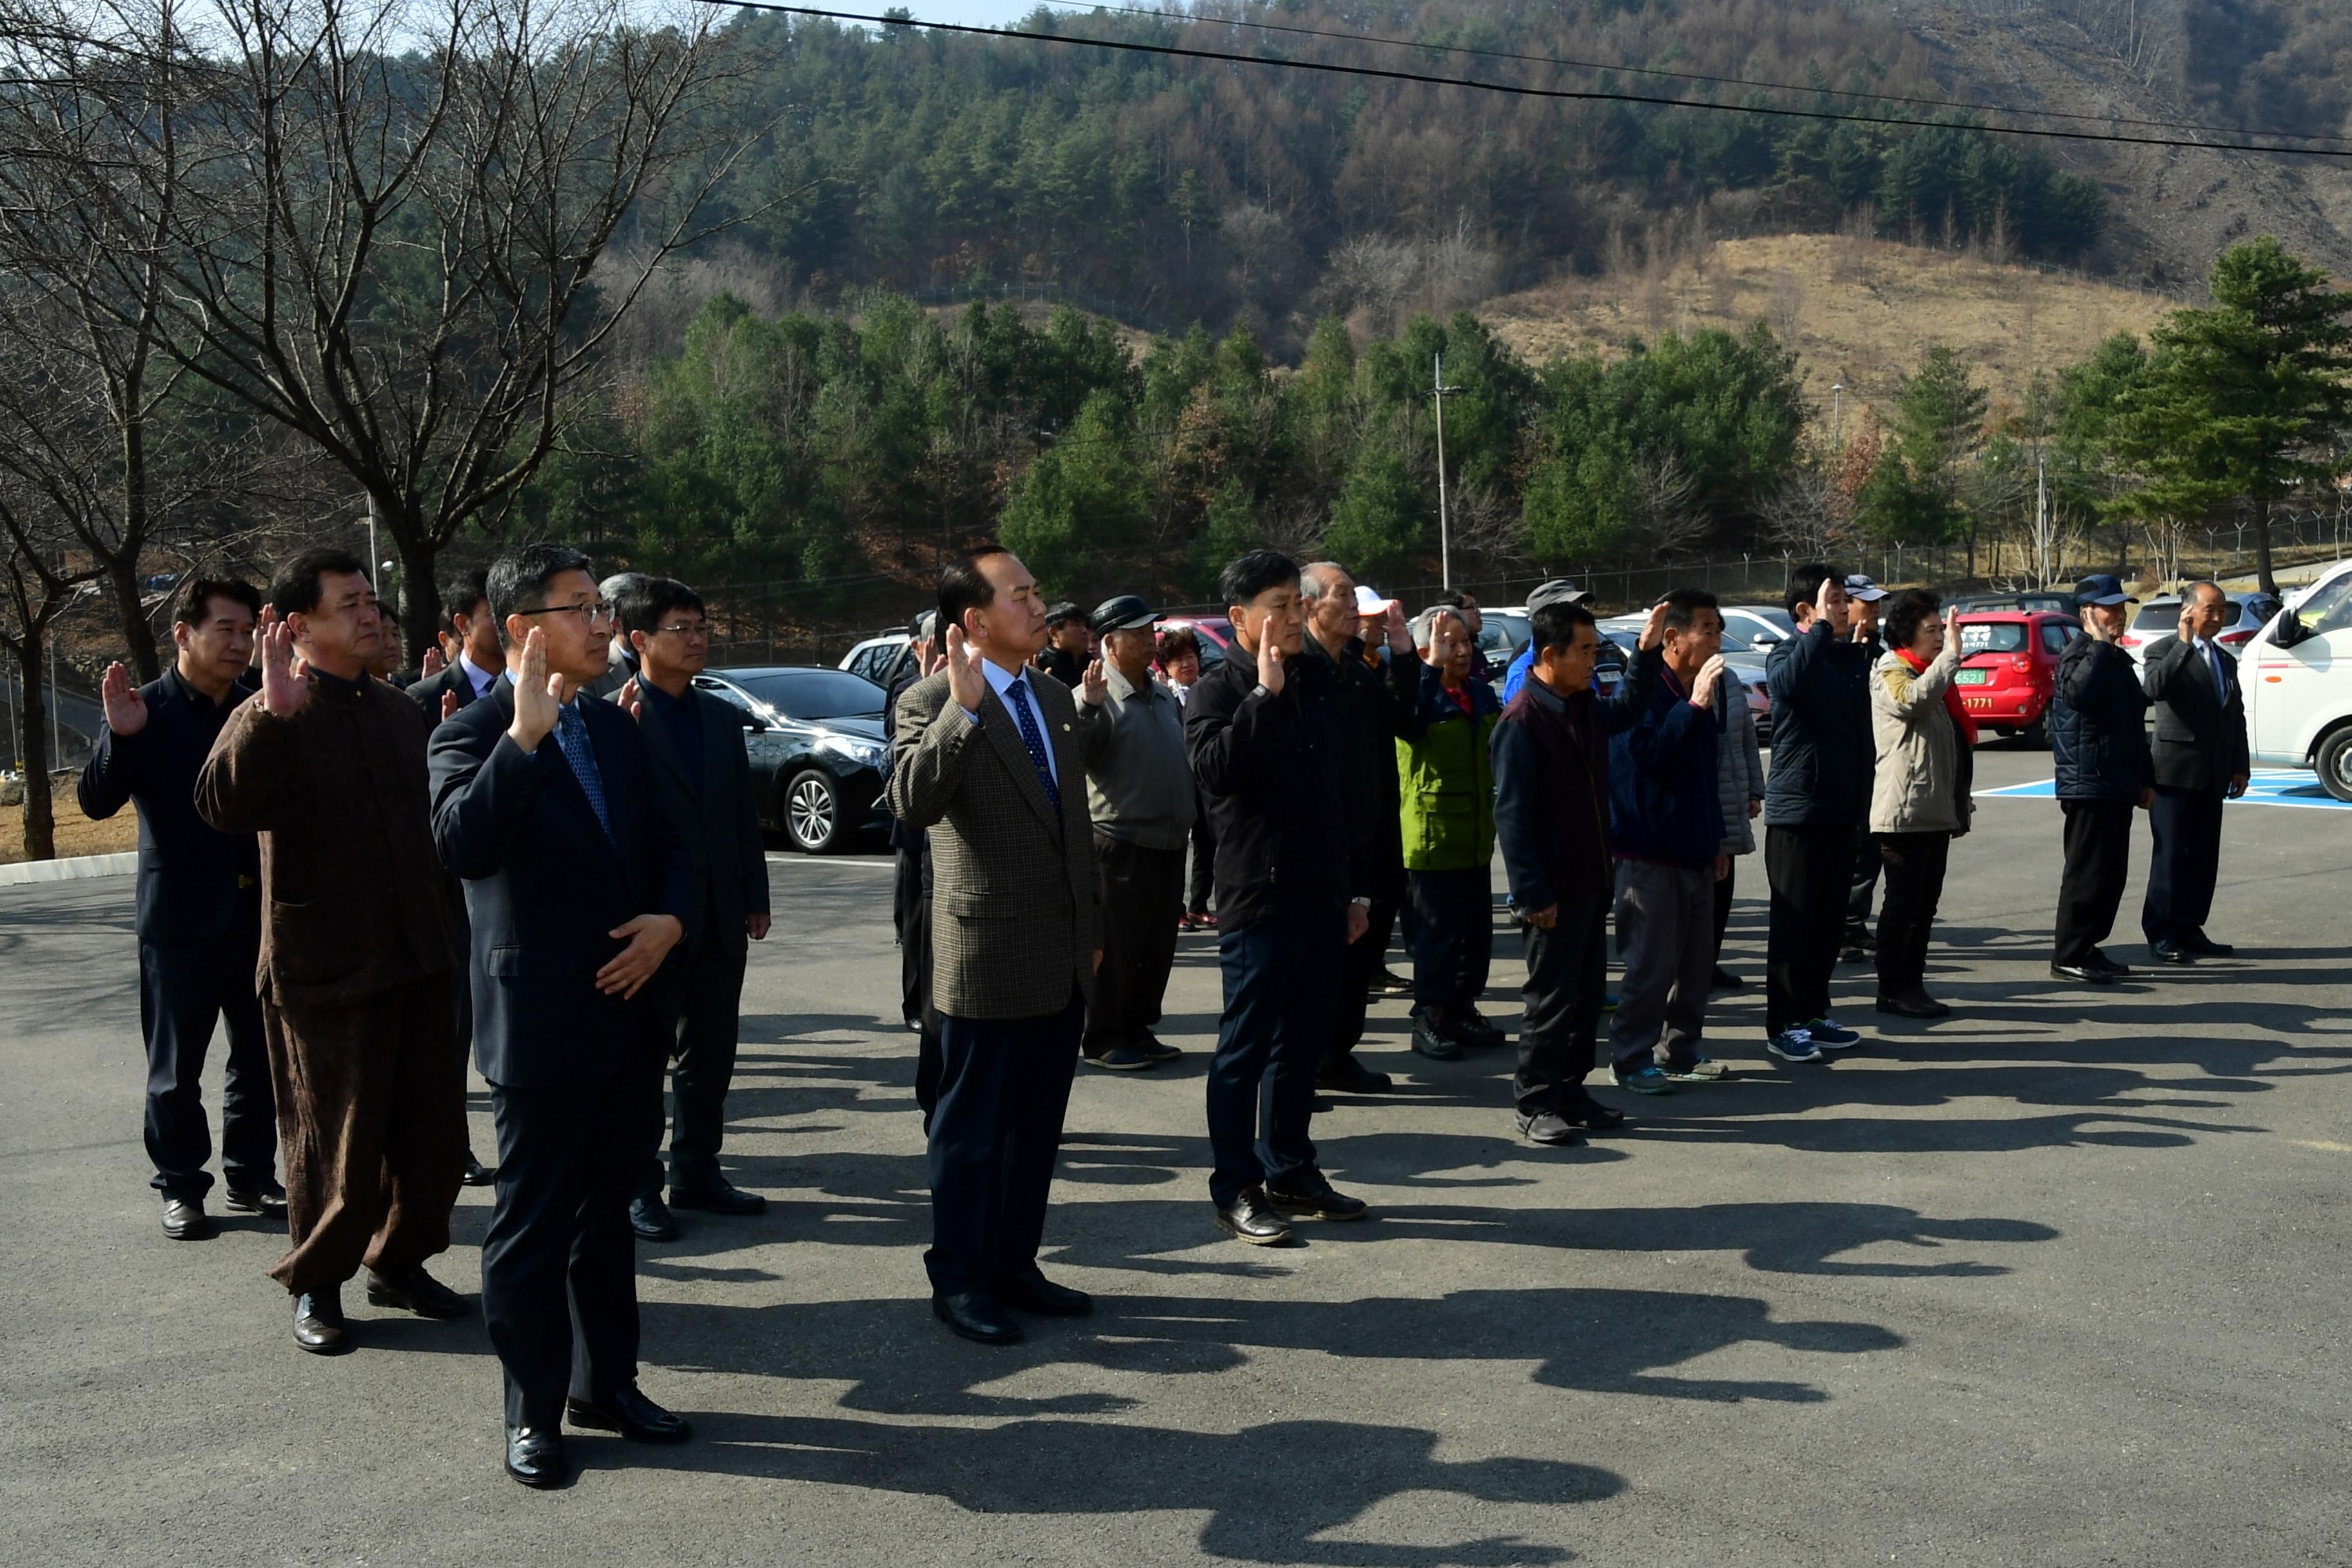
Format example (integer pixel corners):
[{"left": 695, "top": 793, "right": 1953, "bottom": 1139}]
[
  {"left": 1003, "top": 676, "right": 1060, "bottom": 810},
  {"left": 555, "top": 702, "right": 613, "bottom": 841}
]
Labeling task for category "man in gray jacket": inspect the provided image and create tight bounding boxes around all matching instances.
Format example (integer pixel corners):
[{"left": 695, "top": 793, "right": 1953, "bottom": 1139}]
[
  {"left": 1074, "top": 594, "right": 1195, "bottom": 1070},
  {"left": 1709, "top": 663, "right": 1766, "bottom": 992}
]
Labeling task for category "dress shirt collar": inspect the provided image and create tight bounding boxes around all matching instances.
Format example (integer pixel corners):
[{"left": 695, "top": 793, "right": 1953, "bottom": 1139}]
[
  {"left": 983, "top": 656, "right": 1034, "bottom": 705},
  {"left": 502, "top": 667, "right": 585, "bottom": 719},
  {"left": 458, "top": 650, "right": 498, "bottom": 699}
]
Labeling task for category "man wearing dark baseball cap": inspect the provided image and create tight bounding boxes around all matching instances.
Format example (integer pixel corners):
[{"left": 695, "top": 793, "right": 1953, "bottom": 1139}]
[
  {"left": 1036, "top": 602, "right": 1090, "bottom": 690},
  {"left": 1500, "top": 580, "right": 1592, "bottom": 703},
  {"left": 2048, "top": 574, "right": 2153, "bottom": 983}
]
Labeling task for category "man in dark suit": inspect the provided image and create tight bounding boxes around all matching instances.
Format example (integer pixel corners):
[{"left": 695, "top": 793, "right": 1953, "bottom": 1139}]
[
  {"left": 888, "top": 547, "right": 1099, "bottom": 1348},
  {"left": 429, "top": 544, "right": 696, "bottom": 1488},
  {"left": 612, "top": 576, "right": 772, "bottom": 1239},
  {"left": 2140, "top": 581, "right": 2251, "bottom": 963},
  {"left": 2050, "top": 574, "right": 2153, "bottom": 984},
  {"left": 79, "top": 578, "right": 280, "bottom": 1240}
]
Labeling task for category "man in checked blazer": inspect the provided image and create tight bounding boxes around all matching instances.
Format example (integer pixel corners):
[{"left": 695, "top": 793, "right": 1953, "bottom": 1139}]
[
  {"left": 2139, "top": 580, "right": 2251, "bottom": 963},
  {"left": 887, "top": 545, "right": 1099, "bottom": 1346}
]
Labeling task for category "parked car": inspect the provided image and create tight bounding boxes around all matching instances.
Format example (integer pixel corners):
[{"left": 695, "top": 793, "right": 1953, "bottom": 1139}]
[
  {"left": 839, "top": 632, "right": 918, "bottom": 693},
  {"left": 1598, "top": 618, "right": 1770, "bottom": 740},
  {"left": 1716, "top": 605, "right": 1799, "bottom": 654},
  {"left": 2242, "top": 558, "right": 2352, "bottom": 801},
  {"left": 1475, "top": 609, "right": 1531, "bottom": 671},
  {"left": 1948, "top": 591, "right": 2078, "bottom": 618},
  {"left": 693, "top": 665, "right": 894, "bottom": 852},
  {"left": 2117, "top": 590, "right": 2285, "bottom": 670},
  {"left": 1155, "top": 614, "right": 1235, "bottom": 672},
  {"left": 1950, "top": 609, "right": 2080, "bottom": 747}
]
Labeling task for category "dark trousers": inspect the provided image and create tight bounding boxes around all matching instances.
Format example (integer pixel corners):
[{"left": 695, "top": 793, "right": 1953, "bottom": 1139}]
[
  {"left": 260, "top": 975, "right": 466, "bottom": 1295},
  {"left": 925, "top": 994, "right": 1083, "bottom": 1296},
  {"left": 1085, "top": 836, "right": 1186, "bottom": 1055},
  {"left": 1329, "top": 888, "right": 1401, "bottom": 1066},
  {"left": 1712, "top": 858, "right": 1738, "bottom": 956},
  {"left": 638, "top": 941, "right": 750, "bottom": 1198},
  {"left": 1207, "top": 907, "right": 1342, "bottom": 1206},
  {"left": 1846, "top": 830, "right": 1883, "bottom": 936},
  {"left": 1513, "top": 890, "right": 1609, "bottom": 1112},
  {"left": 894, "top": 839, "right": 943, "bottom": 1122},
  {"left": 1185, "top": 790, "right": 1217, "bottom": 916},
  {"left": 1765, "top": 822, "right": 1856, "bottom": 1035},
  {"left": 1874, "top": 832, "right": 1952, "bottom": 996},
  {"left": 2142, "top": 786, "right": 2225, "bottom": 945},
  {"left": 484, "top": 1048, "right": 659, "bottom": 1427},
  {"left": 1407, "top": 867, "right": 1493, "bottom": 1014},
  {"left": 139, "top": 931, "right": 275, "bottom": 1200},
  {"left": 2055, "top": 798, "right": 2136, "bottom": 965},
  {"left": 1609, "top": 859, "right": 1716, "bottom": 1072}
]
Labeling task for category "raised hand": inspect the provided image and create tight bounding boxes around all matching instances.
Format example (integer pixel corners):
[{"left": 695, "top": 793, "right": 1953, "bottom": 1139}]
[
  {"left": 1640, "top": 600, "right": 1670, "bottom": 650},
  {"left": 615, "top": 676, "right": 644, "bottom": 723},
  {"left": 1383, "top": 602, "right": 1412, "bottom": 654},
  {"left": 1255, "top": 623, "right": 1285, "bottom": 697},
  {"left": 506, "top": 627, "right": 562, "bottom": 751},
  {"left": 1688, "top": 652, "right": 1729, "bottom": 709},
  {"left": 596, "top": 913, "right": 683, "bottom": 999},
  {"left": 100, "top": 662, "right": 148, "bottom": 737},
  {"left": 420, "top": 645, "right": 445, "bottom": 678},
  {"left": 943, "top": 624, "right": 989, "bottom": 714},
  {"left": 1816, "top": 577, "right": 1843, "bottom": 633},
  {"left": 1080, "top": 657, "right": 1108, "bottom": 707},
  {"left": 1427, "top": 611, "right": 1462, "bottom": 669},
  {"left": 2177, "top": 600, "right": 2200, "bottom": 643},
  {"left": 257, "top": 615, "right": 310, "bottom": 719},
  {"left": 440, "top": 689, "right": 460, "bottom": 723}
]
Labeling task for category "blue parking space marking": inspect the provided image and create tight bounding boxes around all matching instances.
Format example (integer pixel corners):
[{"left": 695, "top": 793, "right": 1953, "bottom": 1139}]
[{"left": 1975, "top": 769, "right": 2352, "bottom": 810}]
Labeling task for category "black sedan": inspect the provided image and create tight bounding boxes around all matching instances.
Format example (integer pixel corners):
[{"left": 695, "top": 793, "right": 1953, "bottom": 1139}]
[{"left": 692, "top": 666, "right": 895, "bottom": 853}]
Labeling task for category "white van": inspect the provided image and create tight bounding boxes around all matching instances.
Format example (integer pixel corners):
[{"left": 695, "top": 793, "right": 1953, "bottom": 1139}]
[{"left": 2242, "top": 558, "right": 2352, "bottom": 801}]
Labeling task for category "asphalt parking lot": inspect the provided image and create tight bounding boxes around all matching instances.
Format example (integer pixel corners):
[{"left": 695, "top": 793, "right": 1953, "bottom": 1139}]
[{"left": 4, "top": 744, "right": 2349, "bottom": 1567}]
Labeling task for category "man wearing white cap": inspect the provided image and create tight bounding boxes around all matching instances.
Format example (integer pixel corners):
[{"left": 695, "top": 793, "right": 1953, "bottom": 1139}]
[{"left": 1841, "top": 574, "right": 1892, "bottom": 962}]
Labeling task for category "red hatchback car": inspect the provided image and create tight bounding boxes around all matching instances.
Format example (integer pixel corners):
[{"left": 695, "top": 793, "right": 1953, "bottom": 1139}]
[{"left": 1949, "top": 610, "right": 2080, "bottom": 747}]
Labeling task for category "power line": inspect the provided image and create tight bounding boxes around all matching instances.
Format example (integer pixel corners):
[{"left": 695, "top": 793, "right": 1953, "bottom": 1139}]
[
  {"left": 1002, "top": 0, "right": 2352, "bottom": 150},
  {"left": 700, "top": 0, "right": 2352, "bottom": 161}
]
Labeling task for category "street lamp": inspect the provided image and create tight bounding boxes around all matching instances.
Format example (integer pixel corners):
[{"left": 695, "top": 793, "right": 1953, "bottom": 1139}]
[
  {"left": 1430, "top": 353, "right": 1466, "bottom": 591},
  {"left": 1830, "top": 384, "right": 1845, "bottom": 451}
]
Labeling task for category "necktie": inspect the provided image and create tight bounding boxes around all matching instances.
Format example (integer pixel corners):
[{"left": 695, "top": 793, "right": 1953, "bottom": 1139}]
[
  {"left": 2205, "top": 641, "right": 2226, "bottom": 695},
  {"left": 556, "top": 702, "right": 613, "bottom": 841},
  {"left": 1003, "top": 677, "right": 1059, "bottom": 810}
]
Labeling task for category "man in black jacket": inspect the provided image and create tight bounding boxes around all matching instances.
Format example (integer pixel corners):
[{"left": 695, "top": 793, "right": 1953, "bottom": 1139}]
[
  {"left": 2138, "top": 582, "right": 2248, "bottom": 962},
  {"left": 429, "top": 544, "right": 696, "bottom": 1488},
  {"left": 614, "top": 577, "right": 773, "bottom": 1236},
  {"left": 1298, "top": 561, "right": 1420, "bottom": 1093},
  {"left": 79, "top": 578, "right": 279, "bottom": 1240},
  {"left": 1186, "top": 551, "right": 1371, "bottom": 1246},
  {"left": 2050, "top": 574, "right": 2153, "bottom": 984}
]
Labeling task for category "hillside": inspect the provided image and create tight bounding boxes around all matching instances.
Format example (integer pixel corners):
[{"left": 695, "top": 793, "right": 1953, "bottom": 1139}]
[{"left": 1474, "top": 233, "right": 2177, "bottom": 427}]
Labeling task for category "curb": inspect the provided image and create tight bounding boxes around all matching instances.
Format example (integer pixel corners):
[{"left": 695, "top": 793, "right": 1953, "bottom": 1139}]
[{"left": 0, "top": 852, "right": 137, "bottom": 887}]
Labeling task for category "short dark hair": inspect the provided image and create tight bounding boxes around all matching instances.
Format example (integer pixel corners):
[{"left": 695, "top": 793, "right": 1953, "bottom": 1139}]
[
  {"left": 1528, "top": 600, "right": 1598, "bottom": 656},
  {"left": 1218, "top": 549, "right": 1299, "bottom": 611},
  {"left": 1044, "top": 600, "right": 1085, "bottom": 629},
  {"left": 1443, "top": 590, "right": 1478, "bottom": 611},
  {"left": 616, "top": 576, "right": 705, "bottom": 643},
  {"left": 1786, "top": 563, "right": 1843, "bottom": 618},
  {"left": 269, "top": 547, "right": 370, "bottom": 620},
  {"left": 938, "top": 545, "right": 1013, "bottom": 638},
  {"left": 443, "top": 568, "right": 491, "bottom": 623},
  {"left": 1154, "top": 625, "right": 1201, "bottom": 667},
  {"left": 1661, "top": 586, "right": 1721, "bottom": 632},
  {"left": 175, "top": 576, "right": 262, "bottom": 627},
  {"left": 1883, "top": 587, "right": 1942, "bottom": 649},
  {"left": 485, "top": 544, "right": 594, "bottom": 630}
]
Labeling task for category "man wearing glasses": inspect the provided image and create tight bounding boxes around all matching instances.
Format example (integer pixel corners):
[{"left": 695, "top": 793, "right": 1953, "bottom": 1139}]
[
  {"left": 611, "top": 577, "right": 772, "bottom": 1240},
  {"left": 428, "top": 544, "right": 695, "bottom": 1487}
]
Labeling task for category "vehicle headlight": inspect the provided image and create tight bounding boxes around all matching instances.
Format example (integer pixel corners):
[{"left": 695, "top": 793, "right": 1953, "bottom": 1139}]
[{"left": 818, "top": 734, "right": 885, "bottom": 767}]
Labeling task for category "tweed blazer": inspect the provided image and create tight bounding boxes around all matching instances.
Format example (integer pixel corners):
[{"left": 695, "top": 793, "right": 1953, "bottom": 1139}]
[{"left": 887, "top": 665, "right": 1097, "bottom": 1021}]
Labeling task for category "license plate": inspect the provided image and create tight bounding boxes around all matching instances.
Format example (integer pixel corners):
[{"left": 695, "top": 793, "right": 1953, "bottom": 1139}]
[
  {"left": 1955, "top": 669, "right": 1990, "bottom": 685},
  {"left": 1965, "top": 697, "right": 1994, "bottom": 710}
]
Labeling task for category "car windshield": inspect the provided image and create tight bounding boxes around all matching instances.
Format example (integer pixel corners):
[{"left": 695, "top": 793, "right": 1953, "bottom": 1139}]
[
  {"left": 1958, "top": 622, "right": 2028, "bottom": 654},
  {"left": 2290, "top": 573, "right": 2352, "bottom": 636},
  {"left": 730, "top": 670, "right": 885, "bottom": 720}
]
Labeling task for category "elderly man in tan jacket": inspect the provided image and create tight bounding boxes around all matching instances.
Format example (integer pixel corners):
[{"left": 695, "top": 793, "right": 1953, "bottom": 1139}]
[{"left": 1867, "top": 588, "right": 1975, "bottom": 1020}]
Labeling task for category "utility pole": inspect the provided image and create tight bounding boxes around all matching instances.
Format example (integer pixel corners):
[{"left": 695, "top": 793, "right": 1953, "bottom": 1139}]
[
  {"left": 1431, "top": 353, "right": 1465, "bottom": 591},
  {"left": 2034, "top": 450, "right": 2051, "bottom": 587},
  {"left": 1830, "top": 383, "right": 1845, "bottom": 451}
]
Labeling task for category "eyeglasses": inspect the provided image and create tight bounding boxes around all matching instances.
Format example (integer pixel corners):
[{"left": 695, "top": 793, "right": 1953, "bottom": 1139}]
[
  {"left": 656, "top": 621, "right": 709, "bottom": 640},
  {"left": 518, "top": 600, "right": 616, "bottom": 627}
]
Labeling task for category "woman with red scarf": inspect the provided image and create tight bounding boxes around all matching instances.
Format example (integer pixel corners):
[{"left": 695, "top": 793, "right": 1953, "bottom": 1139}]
[{"left": 1867, "top": 589, "right": 1976, "bottom": 1019}]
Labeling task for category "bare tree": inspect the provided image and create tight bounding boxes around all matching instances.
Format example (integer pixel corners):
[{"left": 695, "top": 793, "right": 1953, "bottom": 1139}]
[
  {"left": 1629, "top": 452, "right": 1712, "bottom": 560},
  {"left": 0, "top": 434, "right": 108, "bottom": 859}
]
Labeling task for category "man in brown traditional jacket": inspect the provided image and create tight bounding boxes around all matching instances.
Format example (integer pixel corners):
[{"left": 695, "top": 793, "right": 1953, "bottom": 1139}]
[{"left": 195, "top": 547, "right": 468, "bottom": 1355}]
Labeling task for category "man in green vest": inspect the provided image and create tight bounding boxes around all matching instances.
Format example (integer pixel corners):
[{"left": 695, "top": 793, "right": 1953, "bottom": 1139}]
[{"left": 1399, "top": 607, "right": 1504, "bottom": 1061}]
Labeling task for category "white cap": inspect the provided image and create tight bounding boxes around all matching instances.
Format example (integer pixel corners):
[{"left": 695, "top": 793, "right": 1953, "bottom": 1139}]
[{"left": 1354, "top": 584, "right": 1398, "bottom": 616}]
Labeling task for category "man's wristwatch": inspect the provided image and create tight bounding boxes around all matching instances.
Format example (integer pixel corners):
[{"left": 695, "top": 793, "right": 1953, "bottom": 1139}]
[{"left": 1349, "top": 896, "right": 1371, "bottom": 909}]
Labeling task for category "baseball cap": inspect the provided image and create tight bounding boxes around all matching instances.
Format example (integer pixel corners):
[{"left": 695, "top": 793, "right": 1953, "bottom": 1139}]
[
  {"left": 2074, "top": 573, "right": 2137, "bottom": 608},
  {"left": 1088, "top": 594, "right": 1158, "bottom": 634},
  {"left": 1844, "top": 574, "right": 1889, "bottom": 602},
  {"left": 1353, "top": 584, "right": 1399, "bottom": 616},
  {"left": 1525, "top": 578, "right": 1591, "bottom": 614}
]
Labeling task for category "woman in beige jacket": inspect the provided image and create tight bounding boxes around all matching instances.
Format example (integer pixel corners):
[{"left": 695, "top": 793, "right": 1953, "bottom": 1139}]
[{"left": 1868, "top": 589, "right": 1975, "bottom": 1019}]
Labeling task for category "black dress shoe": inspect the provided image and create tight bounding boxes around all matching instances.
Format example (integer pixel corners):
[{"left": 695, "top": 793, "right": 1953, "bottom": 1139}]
[
  {"left": 2050, "top": 963, "right": 2116, "bottom": 985},
  {"left": 629, "top": 1194, "right": 678, "bottom": 1241},
  {"left": 222, "top": 1184, "right": 287, "bottom": 1217},
  {"left": 1373, "top": 967, "right": 1414, "bottom": 997},
  {"left": 1710, "top": 966, "right": 1745, "bottom": 990},
  {"left": 461, "top": 1153, "right": 497, "bottom": 1188},
  {"left": 293, "top": 1289, "right": 351, "bottom": 1355},
  {"left": 1455, "top": 1008, "right": 1507, "bottom": 1050},
  {"left": 1316, "top": 1057, "right": 1394, "bottom": 1093},
  {"left": 1264, "top": 1171, "right": 1370, "bottom": 1222},
  {"left": 366, "top": 1264, "right": 468, "bottom": 1319},
  {"left": 2150, "top": 938, "right": 2191, "bottom": 965},
  {"left": 161, "top": 1197, "right": 213, "bottom": 1240},
  {"left": 505, "top": 1425, "right": 567, "bottom": 1487},
  {"left": 1214, "top": 1188, "right": 1295, "bottom": 1246},
  {"left": 2087, "top": 949, "right": 2133, "bottom": 976},
  {"left": 931, "top": 1290, "right": 1023, "bottom": 1345},
  {"left": 2184, "top": 933, "right": 2235, "bottom": 957},
  {"left": 565, "top": 1384, "right": 692, "bottom": 1444},
  {"left": 1874, "top": 990, "right": 1953, "bottom": 1019},
  {"left": 1567, "top": 1096, "right": 1629, "bottom": 1130},
  {"left": 994, "top": 1268, "right": 1093, "bottom": 1317},
  {"left": 668, "top": 1178, "right": 767, "bottom": 1216},
  {"left": 1136, "top": 1032, "right": 1183, "bottom": 1063}
]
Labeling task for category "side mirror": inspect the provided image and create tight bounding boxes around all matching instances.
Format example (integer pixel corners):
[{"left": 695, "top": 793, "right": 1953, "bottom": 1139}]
[
  {"left": 740, "top": 713, "right": 769, "bottom": 734},
  {"left": 1752, "top": 632, "right": 1782, "bottom": 647}
]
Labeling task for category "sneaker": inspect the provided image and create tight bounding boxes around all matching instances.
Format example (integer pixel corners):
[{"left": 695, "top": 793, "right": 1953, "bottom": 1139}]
[
  {"left": 1136, "top": 1032, "right": 1184, "bottom": 1063},
  {"left": 1661, "top": 1055, "right": 1727, "bottom": 1083},
  {"left": 1767, "top": 1028, "right": 1823, "bottom": 1063},
  {"left": 1611, "top": 1064, "right": 1676, "bottom": 1095},
  {"left": 1806, "top": 1016, "right": 1862, "bottom": 1049},
  {"left": 1084, "top": 1045, "right": 1156, "bottom": 1071},
  {"left": 1409, "top": 1008, "right": 1462, "bottom": 1061},
  {"left": 1514, "top": 1110, "right": 1582, "bottom": 1146}
]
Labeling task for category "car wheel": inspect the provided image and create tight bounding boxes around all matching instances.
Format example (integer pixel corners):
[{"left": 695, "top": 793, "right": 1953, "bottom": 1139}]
[
  {"left": 783, "top": 768, "right": 850, "bottom": 853},
  {"left": 2318, "top": 725, "right": 2352, "bottom": 804},
  {"left": 2022, "top": 712, "right": 2052, "bottom": 750}
]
